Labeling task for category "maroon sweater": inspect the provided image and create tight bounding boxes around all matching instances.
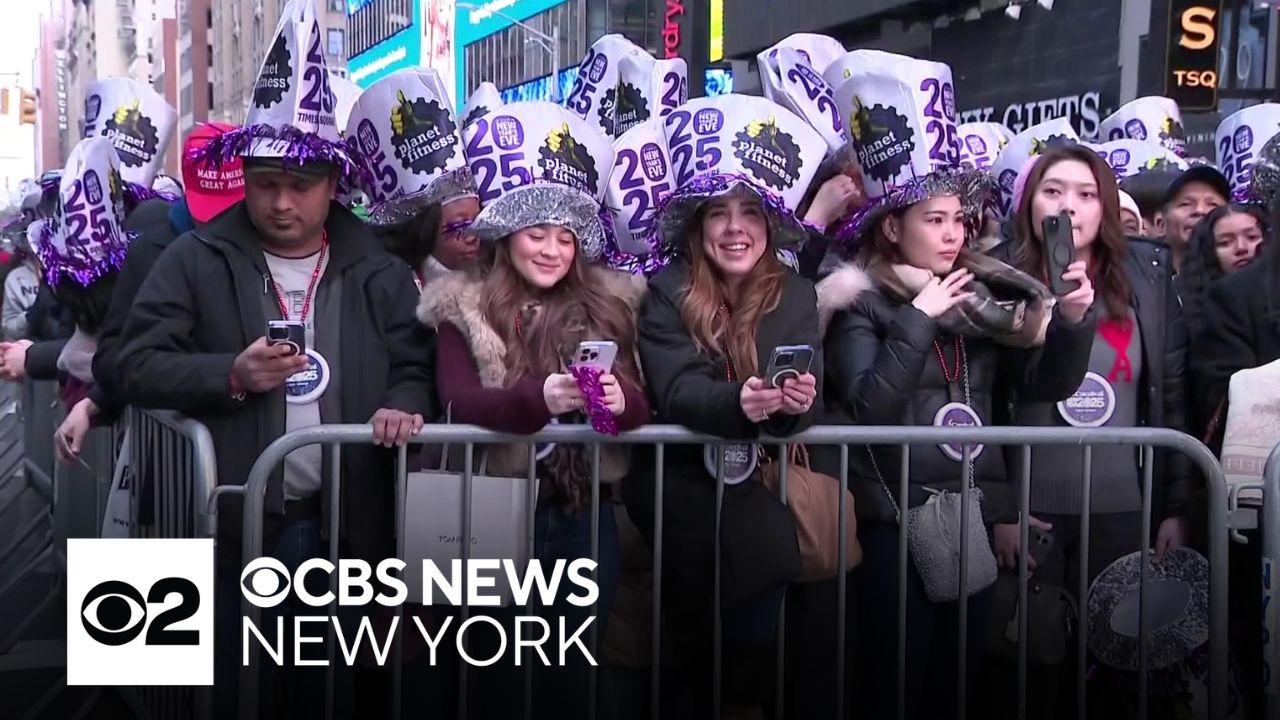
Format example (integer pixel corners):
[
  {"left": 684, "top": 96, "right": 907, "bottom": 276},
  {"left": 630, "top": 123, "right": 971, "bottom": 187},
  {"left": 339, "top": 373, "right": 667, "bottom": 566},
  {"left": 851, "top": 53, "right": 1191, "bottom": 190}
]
[{"left": 436, "top": 322, "right": 651, "bottom": 433}]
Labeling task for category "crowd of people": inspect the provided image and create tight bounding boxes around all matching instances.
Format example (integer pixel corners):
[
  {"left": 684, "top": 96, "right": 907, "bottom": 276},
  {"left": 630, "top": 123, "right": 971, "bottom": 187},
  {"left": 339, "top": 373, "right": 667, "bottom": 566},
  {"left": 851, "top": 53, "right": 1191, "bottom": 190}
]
[{"left": 6, "top": 2, "right": 1280, "bottom": 718}]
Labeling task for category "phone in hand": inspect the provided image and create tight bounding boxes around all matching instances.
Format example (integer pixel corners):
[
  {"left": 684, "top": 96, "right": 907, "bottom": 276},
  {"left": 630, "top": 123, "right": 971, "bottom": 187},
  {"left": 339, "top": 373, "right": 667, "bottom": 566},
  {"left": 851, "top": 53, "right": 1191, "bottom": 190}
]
[
  {"left": 765, "top": 345, "right": 814, "bottom": 388},
  {"left": 267, "top": 320, "right": 306, "bottom": 357},
  {"left": 1042, "top": 211, "right": 1079, "bottom": 296},
  {"left": 572, "top": 340, "right": 619, "bottom": 373}
]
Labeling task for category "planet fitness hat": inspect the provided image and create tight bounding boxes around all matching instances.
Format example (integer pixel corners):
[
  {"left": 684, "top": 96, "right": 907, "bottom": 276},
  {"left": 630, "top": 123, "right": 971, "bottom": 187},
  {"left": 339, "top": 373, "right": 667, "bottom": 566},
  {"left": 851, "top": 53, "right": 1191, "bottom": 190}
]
[
  {"left": 346, "top": 68, "right": 473, "bottom": 226},
  {"left": 656, "top": 94, "right": 827, "bottom": 251},
  {"left": 564, "top": 35, "right": 648, "bottom": 141},
  {"left": 1215, "top": 103, "right": 1280, "bottom": 201},
  {"left": 82, "top": 77, "right": 179, "bottom": 187},
  {"left": 758, "top": 33, "right": 846, "bottom": 102},
  {"left": 461, "top": 82, "right": 503, "bottom": 128},
  {"left": 767, "top": 47, "right": 848, "bottom": 154},
  {"left": 32, "top": 137, "right": 134, "bottom": 289},
  {"left": 602, "top": 119, "right": 677, "bottom": 275},
  {"left": 188, "top": 0, "right": 368, "bottom": 189},
  {"left": 329, "top": 73, "right": 362, "bottom": 132},
  {"left": 1089, "top": 139, "right": 1187, "bottom": 182},
  {"left": 612, "top": 52, "right": 688, "bottom": 137},
  {"left": 990, "top": 118, "right": 1080, "bottom": 218},
  {"left": 1098, "top": 96, "right": 1186, "bottom": 156},
  {"left": 464, "top": 101, "right": 615, "bottom": 261},
  {"left": 827, "top": 51, "right": 993, "bottom": 247},
  {"left": 183, "top": 122, "right": 245, "bottom": 223},
  {"left": 957, "top": 122, "right": 1013, "bottom": 170}
]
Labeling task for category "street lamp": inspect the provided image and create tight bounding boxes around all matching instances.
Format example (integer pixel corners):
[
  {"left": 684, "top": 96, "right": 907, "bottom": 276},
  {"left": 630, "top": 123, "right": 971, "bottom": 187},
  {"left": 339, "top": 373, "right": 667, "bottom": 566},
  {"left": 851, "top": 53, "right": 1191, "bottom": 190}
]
[{"left": 457, "top": 2, "right": 562, "bottom": 103}]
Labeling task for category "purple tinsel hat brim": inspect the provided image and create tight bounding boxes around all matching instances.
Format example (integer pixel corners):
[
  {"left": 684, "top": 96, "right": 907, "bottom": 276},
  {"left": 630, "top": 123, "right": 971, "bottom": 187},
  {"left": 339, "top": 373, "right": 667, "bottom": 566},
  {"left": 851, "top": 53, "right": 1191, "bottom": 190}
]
[
  {"left": 32, "top": 218, "right": 135, "bottom": 289},
  {"left": 599, "top": 204, "right": 678, "bottom": 277},
  {"left": 185, "top": 123, "right": 373, "bottom": 192},
  {"left": 654, "top": 172, "right": 819, "bottom": 253},
  {"left": 830, "top": 167, "right": 996, "bottom": 256}
]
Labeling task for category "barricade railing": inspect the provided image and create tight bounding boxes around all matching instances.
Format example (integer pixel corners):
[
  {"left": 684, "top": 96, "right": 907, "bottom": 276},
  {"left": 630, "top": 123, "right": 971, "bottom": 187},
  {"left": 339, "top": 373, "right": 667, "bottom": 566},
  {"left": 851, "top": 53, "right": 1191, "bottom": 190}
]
[
  {"left": 1258, "top": 444, "right": 1280, "bottom": 720},
  {"left": 231, "top": 424, "right": 1230, "bottom": 720}
]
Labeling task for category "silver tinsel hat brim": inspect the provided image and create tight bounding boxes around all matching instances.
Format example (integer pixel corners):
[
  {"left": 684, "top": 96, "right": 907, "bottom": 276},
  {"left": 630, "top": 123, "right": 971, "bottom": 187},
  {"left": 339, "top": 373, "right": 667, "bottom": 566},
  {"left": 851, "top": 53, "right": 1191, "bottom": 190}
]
[
  {"left": 656, "top": 173, "right": 815, "bottom": 252},
  {"left": 366, "top": 167, "right": 479, "bottom": 226},
  {"left": 1249, "top": 133, "right": 1280, "bottom": 208},
  {"left": 469, "top": 184, "right": 605, "bottom": 262},
  {"left": 832, "top": 166, "right": 996, "bottom": 255},
  {"left": 1086, "top": 547, "right": 1208, "bottom": 671}
]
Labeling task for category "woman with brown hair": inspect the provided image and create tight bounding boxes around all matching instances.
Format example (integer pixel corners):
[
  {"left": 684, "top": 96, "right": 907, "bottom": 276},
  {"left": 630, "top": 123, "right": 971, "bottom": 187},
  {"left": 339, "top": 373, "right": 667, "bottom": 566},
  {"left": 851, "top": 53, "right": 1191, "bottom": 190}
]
[
  {"left": 993, "top": 142, "right": 1191, "bottom": 715},
  {"left": 623, "top": 94, "right": 827, "bottom": 716},
  {"left": 817, "top": 53, "right": 1097, "bottom": 720},
  {"left": 417, "top": 101, "right": 650, "bottom": 720}
]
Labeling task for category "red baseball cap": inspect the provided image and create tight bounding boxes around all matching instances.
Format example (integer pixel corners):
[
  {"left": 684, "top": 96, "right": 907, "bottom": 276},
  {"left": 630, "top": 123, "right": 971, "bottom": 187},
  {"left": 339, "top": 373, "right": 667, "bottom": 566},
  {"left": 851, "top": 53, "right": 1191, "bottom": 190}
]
[{"left": 182, "top": 122, "right": 245, "bottom": 223}]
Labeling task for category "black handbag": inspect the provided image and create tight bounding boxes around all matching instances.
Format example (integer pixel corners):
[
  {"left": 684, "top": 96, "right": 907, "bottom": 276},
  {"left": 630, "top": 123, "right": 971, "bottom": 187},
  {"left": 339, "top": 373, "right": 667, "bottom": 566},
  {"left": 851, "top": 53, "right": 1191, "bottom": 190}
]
[
  {"left": 985, "top": 570, "right": 1076, "bottom": 666},
  {"left": 718, "top": 478, "right": 803, "bottom": 610}
]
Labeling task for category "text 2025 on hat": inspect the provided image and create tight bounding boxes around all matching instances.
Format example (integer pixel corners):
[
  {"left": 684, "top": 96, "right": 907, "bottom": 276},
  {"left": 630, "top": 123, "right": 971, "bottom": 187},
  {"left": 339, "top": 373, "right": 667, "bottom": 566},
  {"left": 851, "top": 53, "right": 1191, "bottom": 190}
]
[
  {"left": 187, "top": 0, "right": 369, "bottom": 190},
  {"left": 827, "top": 51, "right": 994, "bottom": 248},
  {"left": 464, "top": 101, "right": 615, "bottom": 261},
  {"left": 564, "top": 35, "right": 648, "bottom": 141},
  {"left": 1215, "top": 103, "right": 1280, "bottom": 202},
  {"left": 602, "top": 118, "right": 678, "bottom": 275},
  {"left": 346, "top": 68, "right": 475, "bottom": 226},
  {"left": 957, "top": 122, "right": 1013, "bottom": 170},
  {"left": 654, "top": 93, "right": 828, "bottom": 252},
  {"left": 759, "top": 33, "right": 846, "bottom": 104}
]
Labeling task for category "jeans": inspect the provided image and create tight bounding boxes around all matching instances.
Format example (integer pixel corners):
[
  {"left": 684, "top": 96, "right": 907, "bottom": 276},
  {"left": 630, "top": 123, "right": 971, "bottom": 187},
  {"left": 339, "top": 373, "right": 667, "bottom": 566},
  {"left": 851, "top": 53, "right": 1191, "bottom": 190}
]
[
  {"left": 214, "top": 515, "right": 351, "bottom": 720},
  {"left": 855, "top": 521, "right": 994, "bottom": 720}
]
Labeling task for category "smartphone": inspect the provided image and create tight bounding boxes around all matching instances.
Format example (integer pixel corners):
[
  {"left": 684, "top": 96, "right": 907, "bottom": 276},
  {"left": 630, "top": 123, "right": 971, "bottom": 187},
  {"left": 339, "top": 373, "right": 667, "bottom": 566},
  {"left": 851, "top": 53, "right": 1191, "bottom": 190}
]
[
  {"left": 1042, "top": 211, "right": 1079, "bottom": 296},
  {"left": 572, "top": 340, "right": 618, "bottom": 373},
  {"left": 765, "top": 345, "right": 814, "bottom": 388},
  {"left": 1029, "top": 526, "right": 1055, "bottom": 567},
  {"left": 267, "top": 320, "right": 306, "bottom": 357}
]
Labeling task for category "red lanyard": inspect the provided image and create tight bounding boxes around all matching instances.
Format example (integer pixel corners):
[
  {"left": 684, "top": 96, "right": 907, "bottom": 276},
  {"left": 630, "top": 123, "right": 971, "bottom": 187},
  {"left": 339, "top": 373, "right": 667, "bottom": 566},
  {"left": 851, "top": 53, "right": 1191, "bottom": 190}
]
[
  {"left": 271, "top": 232, "right": 328, "bottom": 322},
  {"left": 933, "top": 336, "right": 966, "bottom": 385},
  {"left": 719, "top": 303, "right": 736, "bottom": 381}
]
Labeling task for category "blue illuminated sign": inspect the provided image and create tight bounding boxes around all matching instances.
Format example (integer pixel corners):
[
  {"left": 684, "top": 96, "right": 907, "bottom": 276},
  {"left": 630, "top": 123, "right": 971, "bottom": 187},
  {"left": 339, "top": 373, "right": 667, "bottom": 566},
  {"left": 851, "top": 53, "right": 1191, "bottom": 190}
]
[
  {"left": 705, "top": 68, "right": 733, "bottom": 97},
  {"left": 348, "top": 0, "right": 423, "bottom": 88},
  {"left": 499, "top": 66, "right": 578, "bottom": 103}
]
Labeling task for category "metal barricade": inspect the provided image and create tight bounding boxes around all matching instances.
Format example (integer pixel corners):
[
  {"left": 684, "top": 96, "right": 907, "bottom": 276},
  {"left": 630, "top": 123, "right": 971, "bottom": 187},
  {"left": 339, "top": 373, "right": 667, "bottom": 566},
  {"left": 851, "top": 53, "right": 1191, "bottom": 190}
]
[
  {"left": 232, "top": 424, "right": 1230, "bottom": 720},
  {"left": 1258, "top": 444, "right": 1280, "bottom": 720}
]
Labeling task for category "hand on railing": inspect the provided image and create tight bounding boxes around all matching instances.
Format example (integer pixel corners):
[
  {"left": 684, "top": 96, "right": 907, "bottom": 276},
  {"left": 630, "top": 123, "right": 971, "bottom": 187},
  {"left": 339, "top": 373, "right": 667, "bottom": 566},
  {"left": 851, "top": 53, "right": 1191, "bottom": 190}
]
[
  {"left": 0, "top": 340, "right": 32, "bottom": 382},
  {"left": 55, "top": 397, "right": 98, "bottom": 462},
  {"left": 369, "top": 408, "right": 423, "bottom": 448}
]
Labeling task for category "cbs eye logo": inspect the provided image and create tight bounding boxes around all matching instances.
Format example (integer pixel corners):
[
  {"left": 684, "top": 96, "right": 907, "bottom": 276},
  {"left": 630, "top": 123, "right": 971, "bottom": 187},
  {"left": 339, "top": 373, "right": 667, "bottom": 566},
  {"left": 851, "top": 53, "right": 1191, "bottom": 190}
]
[
  {"left": 80, "top": 577, "right": 200, "bottom": 646},
  {"left": 240, "top": 557, "right": 293, "bottom": 608}
]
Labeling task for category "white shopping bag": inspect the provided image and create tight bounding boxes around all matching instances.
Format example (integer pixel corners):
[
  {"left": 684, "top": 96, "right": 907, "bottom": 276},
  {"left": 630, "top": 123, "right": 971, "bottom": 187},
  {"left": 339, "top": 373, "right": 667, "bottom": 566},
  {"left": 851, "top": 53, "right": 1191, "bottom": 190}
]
[
  {"left": 402, "top": 459, "right": 536, "bottom": 607},
  {"left": 1221, "top": 358, "right": 1280, "bottom": 502},
  {"left": 100, "top": 427, "right": 133, "bottom": 539}
]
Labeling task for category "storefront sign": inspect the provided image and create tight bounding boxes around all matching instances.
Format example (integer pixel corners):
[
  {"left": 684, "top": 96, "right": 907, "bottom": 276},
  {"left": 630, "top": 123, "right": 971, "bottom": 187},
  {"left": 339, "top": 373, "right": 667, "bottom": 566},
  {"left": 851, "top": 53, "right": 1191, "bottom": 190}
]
[
  {"left": 1165, "top": 0, "right": 1221, "bottom": 111},
  {"left": 958, "top": 91, "right": 1105, "bottom": 138},
  {"left": 663, "top": 0, "right": 685, "bottom": 59}
]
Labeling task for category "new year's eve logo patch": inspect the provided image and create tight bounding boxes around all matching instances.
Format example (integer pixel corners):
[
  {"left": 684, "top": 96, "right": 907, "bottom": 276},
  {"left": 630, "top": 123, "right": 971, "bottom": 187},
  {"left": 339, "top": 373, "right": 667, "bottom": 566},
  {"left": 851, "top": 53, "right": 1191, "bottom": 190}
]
[
  {"left": 732, "top": 117, "right": 803, "bottom": 191},
  {"left": 538, "top": 124, "right": 599, "bottom": 193},
  {"left": 253, "top": 34, "right": 292, "bottom": 109},
  {"left": 389, "top": 91, "right": 459, "bottom": 175},
  {"left": 849, "top": 99, "right": 914, "bottom": 183},
  {"left": 613, "top": 82, "right": 649, "bottom": 135},
  {"left": 103, "top": 101, "right": 160, "bottom": 170}
]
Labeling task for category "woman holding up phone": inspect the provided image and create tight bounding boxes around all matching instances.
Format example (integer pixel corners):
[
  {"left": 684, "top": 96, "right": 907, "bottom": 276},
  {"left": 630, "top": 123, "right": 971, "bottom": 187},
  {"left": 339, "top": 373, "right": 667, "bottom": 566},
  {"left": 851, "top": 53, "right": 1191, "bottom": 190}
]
[
  {"left": 994, "top": 143, "right": 1191, "bottom": 715},
  {"left": 623, "top": 94, "right": 825, "bottom": 716},
  {"left": 417, "top": 102, "right": 649, "bottom": 720},
  {"left": 816, "top": 56, "right": 1096, "bottom": 720}
]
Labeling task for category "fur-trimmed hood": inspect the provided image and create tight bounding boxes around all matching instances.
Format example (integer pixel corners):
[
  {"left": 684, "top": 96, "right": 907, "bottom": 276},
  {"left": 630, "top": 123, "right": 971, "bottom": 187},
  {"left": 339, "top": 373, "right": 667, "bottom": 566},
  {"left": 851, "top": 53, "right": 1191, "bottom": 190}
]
[
  {"left": 416, "top": 266, "right": 648, "bottom": 388},
  {"left": 815, "top": 262, "right": 873, "bottom": 335}
]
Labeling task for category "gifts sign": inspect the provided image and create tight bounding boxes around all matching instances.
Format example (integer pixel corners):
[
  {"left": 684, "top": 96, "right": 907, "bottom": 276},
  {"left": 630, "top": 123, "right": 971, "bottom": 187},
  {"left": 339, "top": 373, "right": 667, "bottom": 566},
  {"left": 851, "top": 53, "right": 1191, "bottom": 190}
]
[
  {"left": 606, "top": 120, "right": 674, "bottom": 255},
  {"left": 249, "top": 0, "right": 337, "bottom": 139}
]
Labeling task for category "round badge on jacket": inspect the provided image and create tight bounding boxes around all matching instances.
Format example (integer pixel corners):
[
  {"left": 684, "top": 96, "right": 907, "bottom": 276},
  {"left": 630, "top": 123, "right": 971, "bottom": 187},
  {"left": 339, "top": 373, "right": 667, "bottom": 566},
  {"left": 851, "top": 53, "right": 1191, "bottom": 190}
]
[
  {"left": 933, "top": 402, "right": 984, "bottom": 462},
  {"left": 703, "top": 443, "right": 759, "bottom": 484},
  {"left": 285, "top": 349, "right": 330, "bottom": 404},
  {"left": 1057, "top": 371, "right": 1117, "bottom": 428}
]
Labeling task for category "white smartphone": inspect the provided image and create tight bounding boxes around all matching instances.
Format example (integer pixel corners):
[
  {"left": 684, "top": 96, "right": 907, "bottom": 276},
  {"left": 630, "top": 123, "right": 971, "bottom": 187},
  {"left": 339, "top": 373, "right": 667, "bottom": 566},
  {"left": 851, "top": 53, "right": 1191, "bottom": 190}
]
[{"left": 571, "top": 340, "right": 619, "bottom": 373}]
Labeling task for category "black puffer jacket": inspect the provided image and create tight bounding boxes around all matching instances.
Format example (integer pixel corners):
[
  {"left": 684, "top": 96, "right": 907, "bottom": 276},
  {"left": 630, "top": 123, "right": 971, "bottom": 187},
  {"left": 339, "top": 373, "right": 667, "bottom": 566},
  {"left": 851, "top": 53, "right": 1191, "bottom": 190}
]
[
  {"left": 991, "top": 238, "right": 1192, "bottom": 518},
  {"left": 817, "top": 262, "right": 1095, "bottom": 525}
]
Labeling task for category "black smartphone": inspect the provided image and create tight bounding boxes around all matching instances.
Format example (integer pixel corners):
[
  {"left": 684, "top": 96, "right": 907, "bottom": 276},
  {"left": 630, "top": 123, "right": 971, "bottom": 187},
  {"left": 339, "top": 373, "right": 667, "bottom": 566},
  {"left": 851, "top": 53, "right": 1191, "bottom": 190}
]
[
  {"left": 1042, "top": 211, "right": 1079, "bottom": 296},
  {"left": 267, "top": 320, "right": 306, "bottom": 357},
  {"left": 764, "top": 345, "right": 814, "bottom": 388}
]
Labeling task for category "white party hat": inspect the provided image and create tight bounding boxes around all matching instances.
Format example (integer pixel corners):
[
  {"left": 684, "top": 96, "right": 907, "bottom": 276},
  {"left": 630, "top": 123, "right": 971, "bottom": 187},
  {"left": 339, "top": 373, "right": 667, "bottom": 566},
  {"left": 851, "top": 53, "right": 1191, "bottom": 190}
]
[
  {"left": 82, "top": 77, "right": 178, "bottom": 187},
  {"left": 758, "top": 33, "right": 846, "bottom": 102},
  {"left": 1098, "top": 97, "right": 1185, "bottom": 156},
  {"left": 990, "top": 118, "right": 1080, "bottom": 217},
  {"left": 1215, "top": 103, "right": 1280, "bottom": 201},
  {"left": 563, "top": 35, "right": 648, "bottom": 140},
  {"left": 612, "top": 53, "right": 688, "bottom": 137},
  {"left": 957, "top": 122, "right": 1013, "bottom": 170}
]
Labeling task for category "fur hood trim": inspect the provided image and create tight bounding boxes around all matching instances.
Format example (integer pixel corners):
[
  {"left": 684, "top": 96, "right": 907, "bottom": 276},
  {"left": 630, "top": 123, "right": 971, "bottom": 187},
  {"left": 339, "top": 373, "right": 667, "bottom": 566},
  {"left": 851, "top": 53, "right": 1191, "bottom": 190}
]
[
  {"left": 416, "top": 266, "right": 647, "bottom": 388},
  {"left": 815, "top": 262, "right": 873, "bottom": 335}
]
